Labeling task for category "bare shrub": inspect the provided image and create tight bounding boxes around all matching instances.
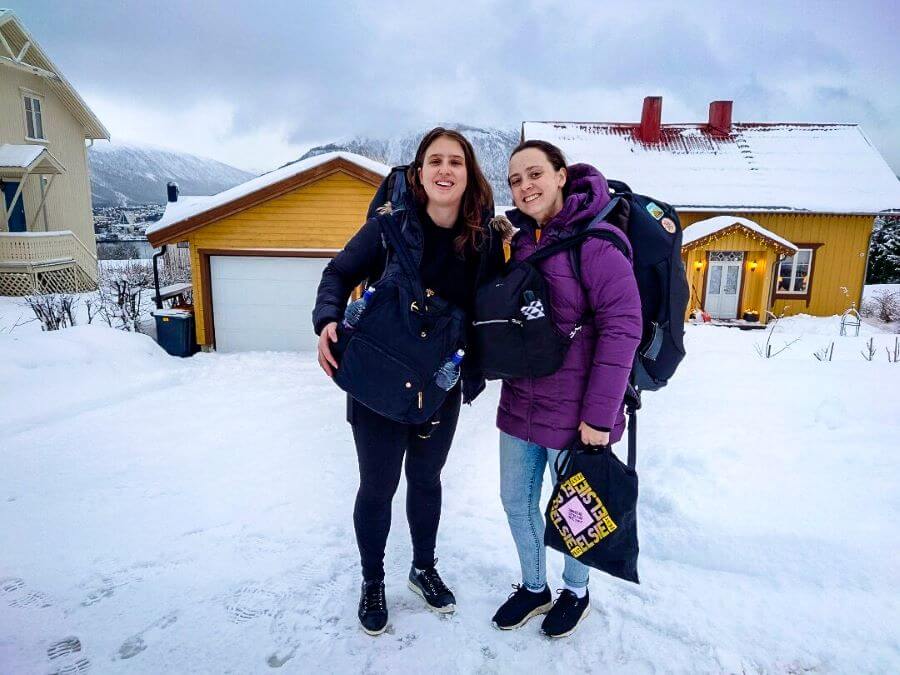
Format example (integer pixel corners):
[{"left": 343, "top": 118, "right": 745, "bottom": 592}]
[
  {"left": 24, "top": 294, "right": 78, "bottom": 331},
  {"left": 755, "top": 311, "right": 800, "bottom": 359},
  {"left": 860, "top": 289, "right": 900, "bottom": 323},
  {"left": 96, "top": 260, "right": 154, "bottom": 331}
]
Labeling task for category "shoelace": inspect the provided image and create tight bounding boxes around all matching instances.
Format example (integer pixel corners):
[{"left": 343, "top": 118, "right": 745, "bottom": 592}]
[
  {"left": 361, "top": 583, "right": 385, "bottom": 612},
  {"left": 553, "top": 589, "right": 580, "bottom": 615},
  {"left": 420, "top": 568, "right": 450, "bottom": 596}
]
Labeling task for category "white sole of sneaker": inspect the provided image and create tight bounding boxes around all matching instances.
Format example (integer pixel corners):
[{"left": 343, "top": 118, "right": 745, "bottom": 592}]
[
  {"left": 492, "top": 601, "right": 554, "bottom": 630},
  {"left": 360, "top": 623, "right": 388, "bottom": 636},
  {"left": 407, "top": 580, "right": 455, "bottom": 613},
  {"left": 543, "top": 605, "right": 591, "bottom": 639}
]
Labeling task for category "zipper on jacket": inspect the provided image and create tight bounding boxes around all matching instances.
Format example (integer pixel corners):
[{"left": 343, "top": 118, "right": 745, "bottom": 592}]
[
  {"left": 418, "top": 391, "right": 424, "bottom": 410},
  {"left": 472, "top": 318, "right": 523, "bottom": 326}
]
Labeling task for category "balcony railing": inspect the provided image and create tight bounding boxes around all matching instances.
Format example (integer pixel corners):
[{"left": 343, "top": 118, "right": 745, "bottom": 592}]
[{"left": 0, "top": 230, "right": 98, "bottom": 285}]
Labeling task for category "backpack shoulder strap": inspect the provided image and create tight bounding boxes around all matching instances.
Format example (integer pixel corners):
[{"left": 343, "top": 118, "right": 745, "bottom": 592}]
[{"left": 376, "top": 212, "right": 425, "bottom": 305}]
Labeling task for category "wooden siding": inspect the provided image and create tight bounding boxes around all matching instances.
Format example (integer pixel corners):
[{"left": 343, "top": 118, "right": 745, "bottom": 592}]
[
  {"left": 0, "top": 66, "right": 96, "bottom": 255},
  {"left": 182, "top": 171, "right": 377, "bottom": 345},
  {"left": 680, "top": 212, "right": 874, "bottom": 319}
]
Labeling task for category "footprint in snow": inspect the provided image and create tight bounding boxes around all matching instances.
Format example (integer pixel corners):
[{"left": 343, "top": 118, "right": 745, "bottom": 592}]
[
  {"left": 225, "top": 584, "right": 283, "bottom": 623},
  {"left": 116, "top": 611, "right": 179, "bottom": 660},
  {"left": 47, "top": 636, "right": 92, "bottom": 674},
  {"left": 1, "top": 576, "right": 52, "bottom": 609}
]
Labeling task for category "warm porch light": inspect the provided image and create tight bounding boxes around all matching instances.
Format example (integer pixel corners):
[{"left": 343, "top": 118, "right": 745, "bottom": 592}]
[
  {"left": 694, "top": 260, "right": 703, "bottom": 271},
  {"left": 749, "top": 260, "right": 758, "bottom": 271}
]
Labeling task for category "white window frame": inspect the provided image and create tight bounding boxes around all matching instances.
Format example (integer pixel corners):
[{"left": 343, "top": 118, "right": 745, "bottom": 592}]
[
  {"left": 776, "top": 248, "right": 813, "bottom": 295},
  {"left": 22, "top": 90, "right": 46, "bottom": 142}
]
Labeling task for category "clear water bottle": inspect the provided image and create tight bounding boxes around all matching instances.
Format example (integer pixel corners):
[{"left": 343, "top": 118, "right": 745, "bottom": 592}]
[
  {"left": 343, "top": 287, "right": 375, "bottom": 329},
  {"left": 435, "top": 349, "right": 465, "bottom": 391}
]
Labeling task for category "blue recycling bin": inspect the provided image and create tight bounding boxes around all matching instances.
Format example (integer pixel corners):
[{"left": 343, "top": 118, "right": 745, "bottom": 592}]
[{"left": 153, "top": 309, "right": 197, "bottom": 357}]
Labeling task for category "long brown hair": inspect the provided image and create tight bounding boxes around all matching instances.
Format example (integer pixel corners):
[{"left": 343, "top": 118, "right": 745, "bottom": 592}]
[{"left": 407, "top": 127, "right": 493, "bottom": 256}]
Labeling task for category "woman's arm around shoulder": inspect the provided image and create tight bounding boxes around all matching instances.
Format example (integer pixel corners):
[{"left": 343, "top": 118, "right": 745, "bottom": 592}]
[{"left": 578, "top": 238, "right": 643, "bottom": 430}]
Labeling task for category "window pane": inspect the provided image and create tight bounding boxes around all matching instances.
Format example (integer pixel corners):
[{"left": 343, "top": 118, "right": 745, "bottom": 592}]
[
  {"left": 709, "top": 265, "right": 722, "bottom": 294},
  {"left": 793, "top": 263, "right": 809, "bottom": 293},
  {"left": 778, "top": 259, "right": 794, "bottom": 291},
  {"left": 26, "top": 112, "right": 35, "bottom": 138},
  {"left": 34, "top": 111, "right": 43, "bottom": 139},
  {"left": 797, "top": 250, "right": 811, "bottom": 265},
  {"left": 32, "top": 98, "right": 41, "bottom": 113},
  {"left": 24, "top": 97, "right": 33, "bottom": 112},
  {"left": 724, "top": 265, "right": 739, "bottom": 294}
]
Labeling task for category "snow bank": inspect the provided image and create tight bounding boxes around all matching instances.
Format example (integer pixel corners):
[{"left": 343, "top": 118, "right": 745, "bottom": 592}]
[{"left": 1, "top": 320, "right": 898, "bottom": 673}]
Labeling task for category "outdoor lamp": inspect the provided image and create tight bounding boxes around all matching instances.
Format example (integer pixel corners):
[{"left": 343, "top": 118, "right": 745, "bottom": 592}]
[
  {"left": 694, "top": 260, "right": 703, "bottom": 271},
  {"left": 749, "top": 260, "right": 758, "bottom": 271}
]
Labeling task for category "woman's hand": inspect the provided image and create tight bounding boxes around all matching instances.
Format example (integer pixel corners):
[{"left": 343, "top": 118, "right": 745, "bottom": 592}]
[
  {"left": 317, "top": 322, "right": 339, "bottom": 376},
  {"left": 578, "top": 421, "right": 609, "bottom": 447}
]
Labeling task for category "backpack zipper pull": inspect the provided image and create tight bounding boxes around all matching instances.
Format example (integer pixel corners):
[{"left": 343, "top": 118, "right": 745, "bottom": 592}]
[{"left": 418, "top": 391, "right": 424, "bottom": 409}]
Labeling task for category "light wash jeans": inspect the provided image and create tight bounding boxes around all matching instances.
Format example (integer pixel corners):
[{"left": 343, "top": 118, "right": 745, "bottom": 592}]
[{"left": 499, "top": 431, "right": 590, "bottom": 592}]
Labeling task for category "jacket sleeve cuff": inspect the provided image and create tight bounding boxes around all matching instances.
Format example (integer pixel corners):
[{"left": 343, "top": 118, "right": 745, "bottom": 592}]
[
  {"left": 314, "top": 311, "right": 341, "bottom": 336},
  {"left": 584, "top": 422, "right": 611, "bottom": 432}
]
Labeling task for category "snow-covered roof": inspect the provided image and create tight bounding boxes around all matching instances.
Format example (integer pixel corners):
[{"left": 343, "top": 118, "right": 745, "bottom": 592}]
[
  {"left": 146, "top": 152, "right": 390, "bottom": 242},
  {"left": 682, "top": 215, "right": 798, "bottom": 253},
  {"left": 524, "top": 122, "right": 900, "bottom": 214},
  {"left": 0, "top": 143, "right": 65, "bottom": 174},
  {"left": 0, "top": 11, "right": 108, "bottom": 139}
]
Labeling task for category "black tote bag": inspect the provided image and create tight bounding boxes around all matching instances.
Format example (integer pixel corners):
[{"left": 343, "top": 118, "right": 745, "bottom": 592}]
[{"left": 544, "top": 440, "right": 640, "bottom": 583}]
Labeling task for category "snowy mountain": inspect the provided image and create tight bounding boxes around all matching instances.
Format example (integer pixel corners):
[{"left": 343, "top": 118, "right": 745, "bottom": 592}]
[
  {"left": 298, "top": 124, "right": 520, "bottom": 205},
  {"left": 88, "top": 143, "right": 256, "bottom": 207}
]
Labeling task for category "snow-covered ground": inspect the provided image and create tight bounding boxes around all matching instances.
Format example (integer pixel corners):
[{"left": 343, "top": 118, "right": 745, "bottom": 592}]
[{"left": 1, "top": 313, "right": 899, "bottom": 673}]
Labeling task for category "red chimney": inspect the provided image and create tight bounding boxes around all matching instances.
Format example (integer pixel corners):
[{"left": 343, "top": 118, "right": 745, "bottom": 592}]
[
  {"left": 708, "top": 100, "right": 733, "bottom": 135},
  {"left": 638, "top": 96, "right": 662, "bottom": 143}
]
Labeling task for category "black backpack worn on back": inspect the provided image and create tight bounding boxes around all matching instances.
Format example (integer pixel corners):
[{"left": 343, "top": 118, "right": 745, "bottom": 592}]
[{"left": 331, "top": 167, "right": 467, "bottom": 425}]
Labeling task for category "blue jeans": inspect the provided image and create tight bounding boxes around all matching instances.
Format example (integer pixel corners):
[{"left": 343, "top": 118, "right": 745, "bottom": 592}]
[{"left": 499, "top": 431, "right": 590, "bottom": 592}]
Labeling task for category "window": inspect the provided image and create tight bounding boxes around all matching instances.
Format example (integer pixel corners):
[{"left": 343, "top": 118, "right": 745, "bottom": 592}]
[
  {"left": 24, "top": 94, "right": 45, "bottom": 140},
  {"left": 776, "top": 249, "right": 813, "bottom": 294}
]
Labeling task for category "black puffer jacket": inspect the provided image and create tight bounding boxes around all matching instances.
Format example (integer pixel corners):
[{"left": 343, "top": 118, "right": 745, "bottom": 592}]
[{"left": 312, "top": 199, "right": 505, "bottom": 407}]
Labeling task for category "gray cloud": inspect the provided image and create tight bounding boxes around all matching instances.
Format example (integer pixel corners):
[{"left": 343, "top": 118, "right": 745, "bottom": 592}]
[{"left": 7, "top": 0, "right": 899, "bottom": 172}]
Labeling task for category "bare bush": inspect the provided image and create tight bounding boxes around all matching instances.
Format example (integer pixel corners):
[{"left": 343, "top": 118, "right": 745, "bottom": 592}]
[
  {"left": 861, "top": 337, "right": 877, "bottom": 361},
  {"left": 813, "top": 342, "right": 834, "bottom": 361},
  {"left": 755, "top": 311, "right": 800, "bottom": 358},
  {"left": 96, "top": 260, "right": 154, "bottom": 331},
  {"left": 860, "top": 289, "right": 900, "bottom": 323},
  {"left": 24, "top": 294, "right": 78, "bottom": 331}
]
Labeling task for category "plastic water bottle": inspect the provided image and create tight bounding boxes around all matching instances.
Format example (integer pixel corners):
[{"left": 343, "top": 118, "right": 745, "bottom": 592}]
[
  {"left": 435, "top": 349, "right": 465, "bottom": 391},
  {"left": 343, "top": 287, "right": 375, "bottom": 329}
]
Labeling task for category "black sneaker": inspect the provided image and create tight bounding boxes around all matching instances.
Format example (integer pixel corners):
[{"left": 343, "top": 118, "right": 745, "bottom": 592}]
[
  {"left": 407, "top": 564, "right": 456, "bottom": 613},
  {"left": 540, "top": 589, "right": 591, "bottom": 638},
  {"left": 492, "top": 584, "right": 553, "bottom": 630},
  {"left": 358, "top": 580, "right": 388, "bottom": 635}
]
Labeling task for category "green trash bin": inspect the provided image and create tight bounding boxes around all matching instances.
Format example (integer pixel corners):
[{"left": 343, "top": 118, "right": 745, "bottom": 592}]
[{"left": 153, "top": 309, "right": 197, "bottom": 357}]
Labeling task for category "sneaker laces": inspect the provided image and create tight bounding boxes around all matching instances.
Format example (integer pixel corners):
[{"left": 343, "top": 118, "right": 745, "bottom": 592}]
[
  {"left": 553, "top": 588, "right": 580, "bottom": 615},
  {"left": 362, "top": 583, "right": 386, "bottom": 612},
  {"left": 420, "top": 567, "right": 450, "bottom": 596}
]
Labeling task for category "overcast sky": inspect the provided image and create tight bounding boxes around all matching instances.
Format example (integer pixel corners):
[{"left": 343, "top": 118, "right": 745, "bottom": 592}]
[{"left": 7, "top": 0, "right": 899, "bottom": 175}]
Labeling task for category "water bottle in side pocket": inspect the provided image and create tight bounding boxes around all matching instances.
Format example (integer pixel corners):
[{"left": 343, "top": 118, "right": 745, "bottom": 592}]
[
  {"left": 435, "top": 349, "right": 465, "bottom": 391},
  {"left": 343, "top": 287, "right": 375, "bottom": 329}
]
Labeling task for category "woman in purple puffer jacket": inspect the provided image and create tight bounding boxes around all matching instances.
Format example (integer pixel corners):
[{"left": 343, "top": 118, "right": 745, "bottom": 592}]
[{"left": 491, "top": 140, "right": 642, "bottom": 638}]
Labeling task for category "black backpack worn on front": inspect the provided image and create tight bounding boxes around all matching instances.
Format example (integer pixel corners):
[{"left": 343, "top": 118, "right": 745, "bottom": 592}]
[
  {"left": 474, "top": 183, "right": 688, "bottom": 395},
  {"left": 330, "top": 168, "right": 466, "bottom": 425}
]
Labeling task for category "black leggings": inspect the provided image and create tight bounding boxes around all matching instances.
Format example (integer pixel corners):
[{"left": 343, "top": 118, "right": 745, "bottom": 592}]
[{"left": 350, "top": 389, "right": 461, "bottom": 582}]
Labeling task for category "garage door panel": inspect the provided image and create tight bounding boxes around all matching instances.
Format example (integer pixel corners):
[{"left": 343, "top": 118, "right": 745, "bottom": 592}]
[{"left": 210, "top": 255, "right": 330, "bottom": 352}]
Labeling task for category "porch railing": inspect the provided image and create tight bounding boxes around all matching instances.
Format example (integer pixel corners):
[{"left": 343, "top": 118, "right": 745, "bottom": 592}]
[{"left": 0, "top": 230, "right": 99, "bottom": 285}]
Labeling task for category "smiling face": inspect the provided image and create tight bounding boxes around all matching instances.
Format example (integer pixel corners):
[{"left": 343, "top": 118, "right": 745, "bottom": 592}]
[
  {"left": 508, "top": 147, "right": 567, "bottom": 224},
  {"left": 417, "top": 135, "right": 468, "bottom": 211}
]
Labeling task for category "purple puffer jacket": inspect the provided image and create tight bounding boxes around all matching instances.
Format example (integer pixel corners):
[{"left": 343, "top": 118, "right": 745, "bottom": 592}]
[{"left": 497, "top": 164, "right": 642, "bottom": 450}]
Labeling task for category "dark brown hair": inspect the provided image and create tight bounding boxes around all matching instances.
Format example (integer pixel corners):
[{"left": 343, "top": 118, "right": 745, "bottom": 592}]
[
  {"left": 508, "top": 139, "right": 568, "bottom": 188},
  {"left": 407, "top": 127, "right": 493, "bottom": 255}
]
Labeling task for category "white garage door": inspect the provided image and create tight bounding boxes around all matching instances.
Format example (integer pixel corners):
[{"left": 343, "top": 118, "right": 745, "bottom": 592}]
[{"left": 210, "top": 255, "right": 330, "bottom": 352}]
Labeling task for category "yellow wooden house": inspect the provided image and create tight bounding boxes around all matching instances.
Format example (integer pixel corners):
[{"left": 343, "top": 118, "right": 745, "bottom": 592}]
[
  {"left": 146, "top": 153, "right": 389, "bottom": 352},
  {"left": 525, "top": 97, "right": 900, "bottom": 324}
]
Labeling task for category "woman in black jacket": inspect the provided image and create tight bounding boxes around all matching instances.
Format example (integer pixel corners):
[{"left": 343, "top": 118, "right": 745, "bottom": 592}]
[{"left": 312, "top": 127, "right": 504, "bottom": 635}]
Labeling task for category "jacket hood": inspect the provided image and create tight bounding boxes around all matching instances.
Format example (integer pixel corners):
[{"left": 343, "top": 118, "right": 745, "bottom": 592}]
[{"left": 506, "top": 163, "right": 611, "bottom": 233}]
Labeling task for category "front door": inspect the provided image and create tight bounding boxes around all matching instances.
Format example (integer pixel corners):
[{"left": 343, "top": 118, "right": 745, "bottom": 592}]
[
  {"left": 705, "top": 251, "right": 743, "bottom": 319},
  {"left": 2, "top": 180, "right": 27, "bottom": 232}
]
